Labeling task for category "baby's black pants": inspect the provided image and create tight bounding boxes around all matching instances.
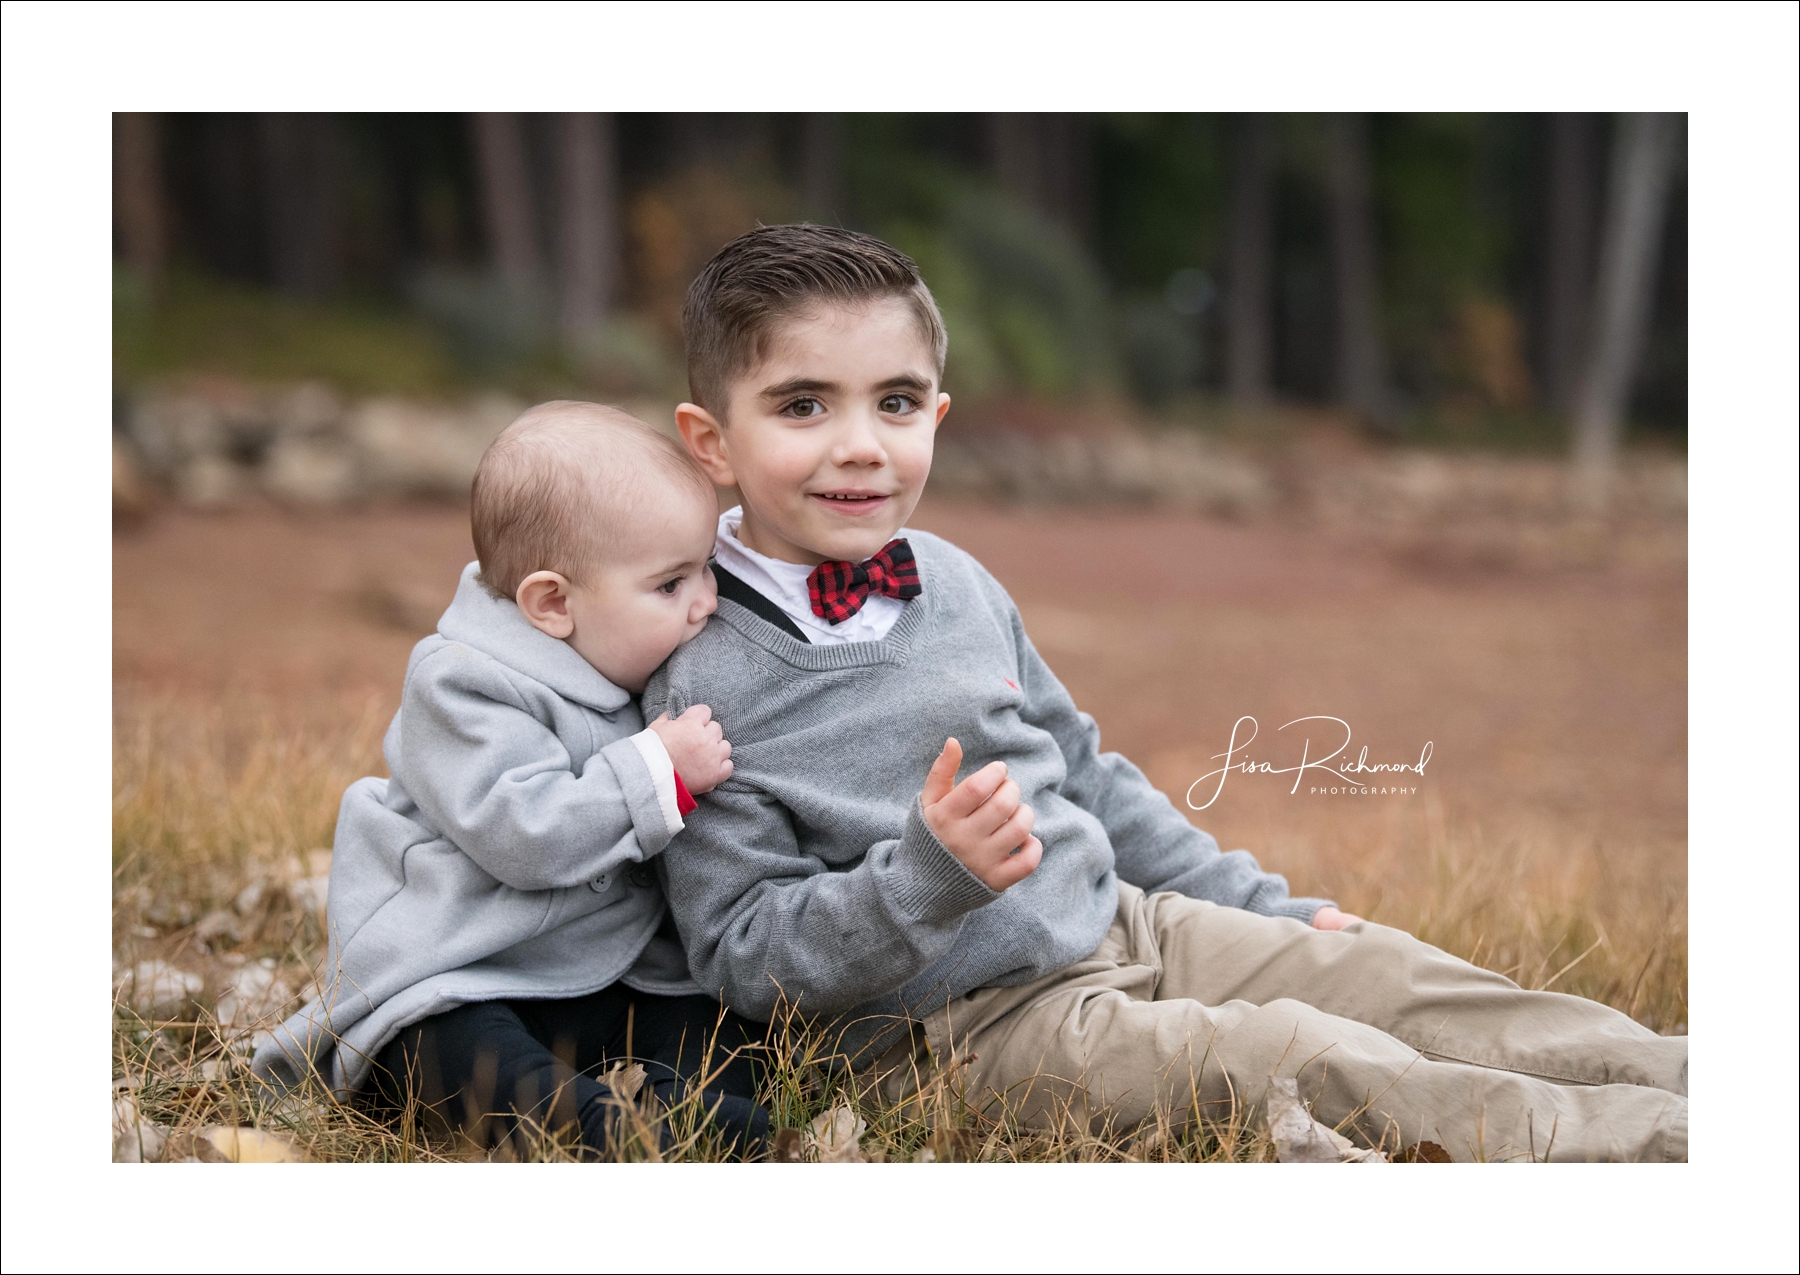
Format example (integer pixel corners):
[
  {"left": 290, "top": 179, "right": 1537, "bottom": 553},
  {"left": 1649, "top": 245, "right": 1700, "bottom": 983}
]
[{"left": 366, "top": 984, "right": 768, "bottom": 1159}]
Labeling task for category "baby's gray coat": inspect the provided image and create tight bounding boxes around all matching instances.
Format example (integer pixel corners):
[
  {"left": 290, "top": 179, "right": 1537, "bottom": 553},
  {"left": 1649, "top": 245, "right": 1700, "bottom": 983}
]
[{"left": 252, "top": 563, "right": 696, "bottom": 1098}]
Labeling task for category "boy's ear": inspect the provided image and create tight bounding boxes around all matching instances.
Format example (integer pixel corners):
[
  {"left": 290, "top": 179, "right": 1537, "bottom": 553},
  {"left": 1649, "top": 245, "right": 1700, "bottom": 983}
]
[
  {"left": 935, "top": 392, "right": 951, "bottom": 427},
  {"left": 675, "top": 402, "right": 737, "bottom": 489},
  {"left": 515, "top": 571, "right": 576, "bottom": 639}
]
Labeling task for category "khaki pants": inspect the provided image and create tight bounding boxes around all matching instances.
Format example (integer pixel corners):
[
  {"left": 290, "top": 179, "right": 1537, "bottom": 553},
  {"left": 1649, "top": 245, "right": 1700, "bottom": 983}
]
[{"left": 876, "top": 882, "right": 1686, "bottom": 1162}]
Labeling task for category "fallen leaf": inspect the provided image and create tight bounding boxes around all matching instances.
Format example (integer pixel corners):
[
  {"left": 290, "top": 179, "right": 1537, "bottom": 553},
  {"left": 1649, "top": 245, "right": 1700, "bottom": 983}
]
[
  {"left": 113, "top": 1092, "right": 167, "bottom": 1163},
  {"left": 1266, "top": 1078, "right": 1386, "bottom": 1164},
  {"left": 1400, "top": 1140, "right": 1453, "bottom": 1163},
  {"left": 807, "top": 1105, "right": 868, "bottom": 1163},
  {"left": 601, "top": 1062, "right": 647, "bottom": 1103},
  {"left": 1128, "top": 1126, "right": 1170, "bottom": 1161},
  {"left": 925, "top": 1125, "right": 979, "bottom": 1163},
  {"left": 192, "top": 1125, "right": 308, "bottom": 1163},
  {"left": 771, "top": 1127, "right": 806, "bottom": 1162}
]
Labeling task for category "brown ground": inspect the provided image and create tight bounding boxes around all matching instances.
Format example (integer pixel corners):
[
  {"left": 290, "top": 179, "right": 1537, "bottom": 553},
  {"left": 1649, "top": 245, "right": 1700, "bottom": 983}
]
[{"left": 114, "top": 496, "right": 1685, "bottom": 1009}]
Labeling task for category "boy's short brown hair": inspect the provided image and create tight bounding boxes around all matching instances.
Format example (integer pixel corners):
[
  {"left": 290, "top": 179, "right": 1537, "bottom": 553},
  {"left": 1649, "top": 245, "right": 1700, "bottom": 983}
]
[
  {"left": 681, "top": 223, "right": 948, "bottom": 417},
  {"left": 471, "top": 401, "right": 713, "bottom": 601}
]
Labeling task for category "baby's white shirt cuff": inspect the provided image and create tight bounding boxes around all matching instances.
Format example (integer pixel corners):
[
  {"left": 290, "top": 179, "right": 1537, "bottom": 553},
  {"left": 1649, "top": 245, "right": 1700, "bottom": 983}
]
[{"left": 629, "top": 728, "right": 685, "bottom": 837}]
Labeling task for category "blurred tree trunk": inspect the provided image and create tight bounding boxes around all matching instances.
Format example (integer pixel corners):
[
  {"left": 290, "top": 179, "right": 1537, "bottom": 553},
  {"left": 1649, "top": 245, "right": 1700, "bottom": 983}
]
[
  {"left": 1571, "top": 113, "right": 1679, "bottom": 512},
  {"left": 470, "top": 112, "right": 541, "bottom": 290},
  {"left": 1326, "top": 113, "right": 1396, "bottom": 430},
  {"left": 113, "top": 113, "right": 168, "bottom": 291},
  {"left": 1226, "top": 113, "right": 1274, "bottom": 406},
  {"left": 555, "top": 112, "right": 618, "bottom": 340},
  {"left": 801, "top": 113, "right": 845, "bottom": 222},
  {"left": 1544, "top": 113, "right": 1599, "bottom": 415},
  {"left": 259, "top": 114, "right": 344, "bottom": 298},
  {"left": 991, "top": 113, "right": 1091, "bottom": 240}
]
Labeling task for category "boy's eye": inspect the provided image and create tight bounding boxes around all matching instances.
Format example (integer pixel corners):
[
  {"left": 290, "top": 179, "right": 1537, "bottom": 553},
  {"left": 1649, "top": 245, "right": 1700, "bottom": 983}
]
[
  {"left": 658, "top": 577, "right": 683, "bottom": 595},
  {"left": 783, "top": 397, "right": 824, "bottom": 419},
  {"left": 879, "top": 393, "right": 917, "bottom": 415}
]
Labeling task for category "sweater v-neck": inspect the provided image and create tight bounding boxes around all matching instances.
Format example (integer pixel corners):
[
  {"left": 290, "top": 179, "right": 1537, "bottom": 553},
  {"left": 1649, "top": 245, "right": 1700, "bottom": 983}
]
[{"left": 710, "top": 559, "right": 934, "bottom": 675}]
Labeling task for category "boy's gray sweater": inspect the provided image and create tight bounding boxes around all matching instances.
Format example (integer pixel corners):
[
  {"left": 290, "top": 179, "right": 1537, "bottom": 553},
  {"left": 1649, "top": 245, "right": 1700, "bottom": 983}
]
[
  {"left": 252, "top": 563, "right": 697, "bottom": 1098},
  {"left": 644, "top": 530, "right": 1328, "bottom": 1061}
]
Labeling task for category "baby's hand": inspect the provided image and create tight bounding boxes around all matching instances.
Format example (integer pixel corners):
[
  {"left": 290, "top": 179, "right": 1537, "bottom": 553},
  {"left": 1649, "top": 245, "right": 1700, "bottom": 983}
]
[
  {"left": 648, "top": 705, "right": 733, "bottom": 796},
  {"left": 1311, "top": 906, "right": 1364, "bottom": 930},
  {"left": 920, "top": 738, "right": 1042, "bottom": 892}
]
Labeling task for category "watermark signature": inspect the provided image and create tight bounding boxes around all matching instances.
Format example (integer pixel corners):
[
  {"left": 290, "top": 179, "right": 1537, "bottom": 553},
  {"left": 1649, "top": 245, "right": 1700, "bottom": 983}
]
[{"left": 1186, "top": 716, "right": 1434, "bottom": 811}]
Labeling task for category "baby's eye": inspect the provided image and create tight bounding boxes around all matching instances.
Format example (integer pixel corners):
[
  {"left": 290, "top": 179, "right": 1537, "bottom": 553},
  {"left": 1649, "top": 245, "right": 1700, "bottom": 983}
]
[
  {"left": 657, "top": 577, "right": 683, "bottom": 596},
  {"left": 783, "top": 397, "right": 824, "bottom": 419},
  {"left": 879, "top": 393, "right": 918, "bottom": 415}
]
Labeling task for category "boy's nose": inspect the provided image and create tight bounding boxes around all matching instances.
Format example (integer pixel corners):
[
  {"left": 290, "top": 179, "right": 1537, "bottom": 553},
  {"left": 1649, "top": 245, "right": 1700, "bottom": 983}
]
[{"left": 831, "top": 412, "right": 888, "bottom": 466}]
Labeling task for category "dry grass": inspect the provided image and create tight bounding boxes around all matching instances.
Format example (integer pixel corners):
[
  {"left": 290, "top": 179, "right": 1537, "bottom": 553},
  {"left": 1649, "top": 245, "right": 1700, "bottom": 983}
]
[{"left": 112, "top": 696, "right": 1684, "bottom": 1164}]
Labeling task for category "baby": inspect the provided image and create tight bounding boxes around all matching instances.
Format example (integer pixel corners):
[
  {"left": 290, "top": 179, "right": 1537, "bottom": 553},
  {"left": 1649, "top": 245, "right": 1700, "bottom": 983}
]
[{"left": 253, "top": 400, "right": 764, "bottom": 1159}]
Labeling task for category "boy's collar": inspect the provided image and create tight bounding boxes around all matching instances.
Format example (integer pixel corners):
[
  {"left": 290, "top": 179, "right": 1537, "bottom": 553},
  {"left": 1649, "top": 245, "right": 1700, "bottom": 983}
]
[{"left": 435, "top": 562, "right": 633, "bottom": 713}]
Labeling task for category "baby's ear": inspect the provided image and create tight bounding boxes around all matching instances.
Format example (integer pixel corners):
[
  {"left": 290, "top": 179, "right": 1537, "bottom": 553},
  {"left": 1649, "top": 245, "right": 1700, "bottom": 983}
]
[{"left": 515, "top": 571, "right": 575, "bottom": 639}]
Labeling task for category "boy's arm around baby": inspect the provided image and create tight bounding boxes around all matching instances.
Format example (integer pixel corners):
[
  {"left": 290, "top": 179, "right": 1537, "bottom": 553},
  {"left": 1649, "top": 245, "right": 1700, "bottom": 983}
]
[
  {"left": 400, "top": 643, "right": 678, "bottom": 892},
  {"left": 1006, "top": 606, "right": 1331, "bottom": 923}
]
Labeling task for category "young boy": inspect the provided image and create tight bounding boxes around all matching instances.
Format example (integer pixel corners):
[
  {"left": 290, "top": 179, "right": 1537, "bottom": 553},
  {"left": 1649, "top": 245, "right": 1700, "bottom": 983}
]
[
  {"left": 645, "top": 225, "right": 1688, "bottom": 1161},
  {"left": 253, "top": 401, "right": 767, "bottom": 1158}
]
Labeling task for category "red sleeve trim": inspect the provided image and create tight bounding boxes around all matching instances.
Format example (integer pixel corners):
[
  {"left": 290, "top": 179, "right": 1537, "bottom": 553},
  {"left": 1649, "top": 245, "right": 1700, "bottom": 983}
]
[{"left": 673, "top": 771, "right": 698, "bottom": 817}]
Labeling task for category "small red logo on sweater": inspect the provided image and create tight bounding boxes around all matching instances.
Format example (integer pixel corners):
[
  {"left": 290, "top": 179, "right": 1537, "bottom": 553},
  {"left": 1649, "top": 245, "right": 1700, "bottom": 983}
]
[{"left": 1004, "top": 678, "right": 1019, "bottom": 691}]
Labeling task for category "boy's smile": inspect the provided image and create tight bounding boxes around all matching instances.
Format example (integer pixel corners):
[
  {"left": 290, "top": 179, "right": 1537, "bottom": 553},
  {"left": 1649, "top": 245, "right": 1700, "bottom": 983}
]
[{"left": 676, "top": 297, "right": 951, "bottom": 566}]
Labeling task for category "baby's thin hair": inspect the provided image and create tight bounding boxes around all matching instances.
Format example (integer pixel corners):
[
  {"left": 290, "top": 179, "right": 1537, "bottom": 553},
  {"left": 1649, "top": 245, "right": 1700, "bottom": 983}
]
[{"left": 471, "top": 401, "right": 713, "bottom": 602}]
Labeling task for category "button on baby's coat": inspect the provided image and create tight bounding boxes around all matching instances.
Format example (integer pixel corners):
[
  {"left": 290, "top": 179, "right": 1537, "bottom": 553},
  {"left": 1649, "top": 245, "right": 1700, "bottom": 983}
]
[{"left": 253, "top": 563, "right": 697, "bottom": 1099}]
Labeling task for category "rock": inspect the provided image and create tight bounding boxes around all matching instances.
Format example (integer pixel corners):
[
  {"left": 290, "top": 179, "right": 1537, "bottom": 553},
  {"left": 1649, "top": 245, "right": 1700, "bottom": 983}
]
[
  {"left": 141, "top": 894, "right": 196, "bottom": 929},
  {"left": 288, "top": 870, "right": 329, "bottom": 914},
  {"left": 270, "top": 381, "right": 344, "bottom": 437},
  {"left": 262, "top": 437, "right": 359, "bottom": 504},
  {"left": 127, "top": 392, "right": 224, "bottom": 475},
  {"left": 119, "top": 959, "right": 205, "bottom": 1020},
  {"left": 286, "top": 850, "right": 333, "bottom": 914},
  {"left": 1266, "top": 1077, "right": 1385, "bottom": 1163},
  {"left": 346, "top": 397, "right": 513, "bottom": 497},
  {"left": 113, "top": 437, "right": 155, "bottom": 522},
  {"left": 176, "top": 454, "right": 255, "bottom": 508},
  {"left": 215, "top": 962, "right": 296, "bottom": 1030},
  {"left": 194, "top": 909, "right": 239, "bottom": 946},
  {"left": 233, "top": 880, "right": 267, "bottom": 916}
]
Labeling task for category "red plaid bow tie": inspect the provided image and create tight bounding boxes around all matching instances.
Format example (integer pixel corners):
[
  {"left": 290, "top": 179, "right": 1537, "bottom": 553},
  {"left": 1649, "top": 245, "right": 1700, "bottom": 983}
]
[{"left": 807, "top": 538, "right": 922, "bottom": 624}]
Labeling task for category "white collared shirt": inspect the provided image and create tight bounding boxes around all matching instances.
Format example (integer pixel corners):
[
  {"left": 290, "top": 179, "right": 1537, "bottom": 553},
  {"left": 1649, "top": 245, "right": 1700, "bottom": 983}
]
[{"left": 711, "top": 507, "right": 909, "bottom": 645}]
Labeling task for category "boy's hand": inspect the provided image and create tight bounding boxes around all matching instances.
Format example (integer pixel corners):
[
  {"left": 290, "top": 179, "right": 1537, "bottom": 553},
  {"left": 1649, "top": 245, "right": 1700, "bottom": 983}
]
[
  {"left": 648, "top": 705, "right": 733, "bottom": 796},
  {"left": 920, "top": 738, "right": 1042, "bottom": 892},
  {"left": 1311, "top": 906, "right": 1363, "bottom": 930}
]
